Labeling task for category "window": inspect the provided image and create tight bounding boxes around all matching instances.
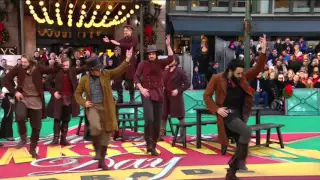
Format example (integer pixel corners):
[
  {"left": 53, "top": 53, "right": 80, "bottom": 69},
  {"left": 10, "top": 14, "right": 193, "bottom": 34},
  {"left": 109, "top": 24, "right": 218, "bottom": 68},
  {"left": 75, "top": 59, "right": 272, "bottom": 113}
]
[
  {"left": 170, "top": 0, "right": 188, "bottom": 11},
  {"left": 293, "top": 0, "right": 311, "bottom": 12},
  {"left": 274, "top": 0, "right": 289, "bottom": 12}
]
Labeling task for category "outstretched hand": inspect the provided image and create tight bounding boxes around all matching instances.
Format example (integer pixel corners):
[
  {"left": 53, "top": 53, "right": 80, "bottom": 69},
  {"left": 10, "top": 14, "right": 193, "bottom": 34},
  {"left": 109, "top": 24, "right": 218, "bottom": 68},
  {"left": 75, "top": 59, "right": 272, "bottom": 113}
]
[
  {"left": 126, "top": 47, "right": 133, "bottom": 60},
  {"left": 259, "top": 34, "right": 267, "bottom": 54}
]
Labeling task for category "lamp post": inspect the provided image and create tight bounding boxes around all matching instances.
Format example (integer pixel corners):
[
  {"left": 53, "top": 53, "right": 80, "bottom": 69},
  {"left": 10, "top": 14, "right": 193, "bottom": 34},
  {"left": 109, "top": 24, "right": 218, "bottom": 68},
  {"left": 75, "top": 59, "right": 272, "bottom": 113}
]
[{"left": 244, "top": 0, "right": 252, "bottom": 70}]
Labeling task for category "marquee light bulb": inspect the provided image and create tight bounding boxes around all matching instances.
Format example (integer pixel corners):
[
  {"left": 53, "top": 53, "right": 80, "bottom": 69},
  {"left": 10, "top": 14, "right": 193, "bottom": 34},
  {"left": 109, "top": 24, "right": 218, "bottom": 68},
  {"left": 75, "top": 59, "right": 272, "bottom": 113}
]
[
  {"left": 121, "top": 5, "right": 126, "bottom": 10},
  {"left": 42, "top": 7, "right": 47, "bottom": 12},
  {"left": 39, "top": 1, "right": 44, "bottom": 6},
  {"left": 135, "top": 5, "right": 140, "bottom": 9},
  {"left": 55, "top": 3, "right": 60, "bottom": 7},
  {"left": 93, "top": 11, "right": 97, "bottom": 15},
  {"left": 106, "top": 11, "right": 110, "bottom": 15},
  {"left": 82, "top": 4, "right": 86, "bottom": 9},
  {"left": 68, "top": 10, "right": 73, "bottom": 14},
  {"left": 118, "top": 11, "right": 122, "bottom": 15},
  {"left": 130, "top": 10, "right": 134, "bottom": 14},
  {"left": 115, "top": 15, "right": 119, "bottom": 20},
  {"left": 69, "top": 4, "right": 74, "bottom": 8},
  {"left": 26, "top": 0, "right": 31, "bottom": 5},
  {"left": 29, "top": 5, "right": 34, "bottom": 10},
  {"left": 108, "top": 5, "right": 112, "bottom": 10},
  {"left": 126, "top": 13, "right": 130, "bottom": 18},
  {"left": 96, "top": 5, "right": 101, "bottom": 9}
]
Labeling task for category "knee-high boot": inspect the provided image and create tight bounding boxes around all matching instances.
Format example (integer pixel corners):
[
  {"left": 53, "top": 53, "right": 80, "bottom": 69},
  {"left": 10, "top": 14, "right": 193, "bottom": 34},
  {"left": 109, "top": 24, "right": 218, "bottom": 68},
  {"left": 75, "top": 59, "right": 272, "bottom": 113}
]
[
  {"left": 60, "top": 122, "right": 70, "bottom": 146},
  {"left": 116, "top": 89, "right": 123, "bottom": 103},
  {"left": 16, "top": 121, "right": 27, "bottom": 149},
  {"left": 236, "top": 141, "right": 248, "bottom": 170},
  {"left": 29, "top": 128, "right": 40, "bottom": 158},
  {"left": 226, "top": 143, "right": 248, "bottom": 180},
  {"left": 129, "top": 88, "right": 135, "bottom": 103},
  {"left": 98, "top": 146, "right": 109, "bottom": 170},
  {"left": 50, "top": 120, "right": 60, "bottom": 145},
  {"left": 91, "top": 136, "right": 101, "bottom": 160}
]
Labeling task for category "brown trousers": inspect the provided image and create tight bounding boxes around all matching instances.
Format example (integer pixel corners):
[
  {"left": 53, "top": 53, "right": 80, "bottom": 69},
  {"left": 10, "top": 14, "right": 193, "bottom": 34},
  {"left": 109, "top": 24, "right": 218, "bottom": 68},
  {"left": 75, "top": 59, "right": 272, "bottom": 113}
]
[
  {"left": 87, "top": 104, "right": 111, "bottom": 146},
  {"left": 15, "top": 101, "right": 42, "bottom": 145}
]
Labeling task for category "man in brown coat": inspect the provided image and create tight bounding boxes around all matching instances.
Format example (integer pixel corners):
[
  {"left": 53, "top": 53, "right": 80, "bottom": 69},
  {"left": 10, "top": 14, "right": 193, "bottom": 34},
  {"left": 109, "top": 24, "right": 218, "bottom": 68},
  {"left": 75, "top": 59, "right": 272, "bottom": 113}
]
[
  {"left": 160, "top": 55, "right": 190, "bottom": 141},
  {"left": 75, "top": 48, "right": 132, "bottom": 170},
  {"left": 2, "top": 54, "right": 61, "bottom": 158},
  {"left": 204, "top": 34, "right": 267, "bottom": 180},
  {"left": 46, "top": 57, "right": 86, "bottom": 145},
  {"left": 134, "top": 36, "right": 175, "bottom": 156},
  {"left": 103, "top": 25, "right": 138, "bottom": 103}
]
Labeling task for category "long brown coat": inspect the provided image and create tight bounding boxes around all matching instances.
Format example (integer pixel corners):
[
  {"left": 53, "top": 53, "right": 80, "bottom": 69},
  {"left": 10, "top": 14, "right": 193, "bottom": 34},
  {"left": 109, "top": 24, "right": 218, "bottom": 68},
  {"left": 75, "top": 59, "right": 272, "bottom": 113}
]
[
  {"left": 2, "top": 64, "right": 61, "bottom": 119},
  {"left": 163, "top": 67, "right": 191, "bottom": 118},
  {"left": 118, "top": 36, "right": 138, "bottom": 80},
  {"left": 74, "top": 61, "right": 129, "bottom": 132},
  {"left": 203, "top": 54, "right": 267, "bottom": 146},
  {"left": 46, "top": 67, "right": 86, "bottom": 119}
]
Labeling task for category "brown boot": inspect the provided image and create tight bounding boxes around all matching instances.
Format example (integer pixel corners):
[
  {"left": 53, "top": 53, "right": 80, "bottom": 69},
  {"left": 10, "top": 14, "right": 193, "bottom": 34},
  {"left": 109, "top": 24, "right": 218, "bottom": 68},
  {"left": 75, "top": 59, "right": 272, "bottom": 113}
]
[
  {"left": 16, "top": 121, "right": 27, "bottom": 149},
  {"left": 91, "top": 136, "right": 101, "bottom": 160},
  {"left": 98, "top": 146, "right": 109, "bottom": 170},
  {"left": 29, "top": 128, "right": 40, "bottom": 158},
  {"left": 50, "top": 120, "right": 60, "bottom": 145},
  {"left": 60, "top": 122, "right": 70, "bottom": 146}
]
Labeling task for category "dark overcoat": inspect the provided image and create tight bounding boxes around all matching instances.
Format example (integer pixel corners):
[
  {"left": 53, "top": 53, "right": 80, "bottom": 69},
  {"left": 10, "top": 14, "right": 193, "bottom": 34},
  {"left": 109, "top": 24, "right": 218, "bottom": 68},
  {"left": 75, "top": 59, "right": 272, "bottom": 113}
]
[
  {"left": 162, "top": 67, "right": 190, "bottom": 118},
  {"left": 46, "top": 67, "right": 86, "bottom": 119},
  {"left": 2, "top": 64, "right": 61, "bottom": 119},
  {"left": 203, "top": 54, "right": 267, "bottom": 146},
  {"left": 118, "top": 35, "right": 138, "bottom": 80}
]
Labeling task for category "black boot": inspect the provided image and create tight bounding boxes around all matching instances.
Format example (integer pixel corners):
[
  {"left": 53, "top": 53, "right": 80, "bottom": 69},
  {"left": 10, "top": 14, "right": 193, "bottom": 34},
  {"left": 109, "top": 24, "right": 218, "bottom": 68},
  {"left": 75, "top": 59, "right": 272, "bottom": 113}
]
[
  {"left": 16, "top": 121, "right": 27, "bottom": 149},
  {"left": 29, "top": 128, "right": 40, "bottom": 158},
  {"left": 91, "top": 136, "right": 101, "bottom": 160},
  {"left": 176, "top": 120, "right": 186, "bottom": 143},
  {"left": 50, "top": 120, "right": 60, "bottom": 145},
  {"left": 236, "top": 142, "right": 249, "bottom": 171},
  {"left": 117, "top": 90, "right": 123, "bottom": 104},
  {"left": 226, "top": 156, "right": 239, "bottom": 180},
  {"left": 98, "top": 146, "right": 109, "bottom": 170},
  {"left": 60, "top": 122, "right": 70, "bottom": 146},
  {"left": 129, "top": 89, "right": 135, "bottom": 103}
]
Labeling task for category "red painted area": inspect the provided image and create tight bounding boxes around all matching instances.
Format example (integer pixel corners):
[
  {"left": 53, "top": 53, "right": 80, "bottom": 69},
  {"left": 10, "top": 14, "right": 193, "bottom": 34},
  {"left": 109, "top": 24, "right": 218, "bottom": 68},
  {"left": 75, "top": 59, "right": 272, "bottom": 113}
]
[{"left": 0, "top": 128, "right": 318, "bottom": 179}]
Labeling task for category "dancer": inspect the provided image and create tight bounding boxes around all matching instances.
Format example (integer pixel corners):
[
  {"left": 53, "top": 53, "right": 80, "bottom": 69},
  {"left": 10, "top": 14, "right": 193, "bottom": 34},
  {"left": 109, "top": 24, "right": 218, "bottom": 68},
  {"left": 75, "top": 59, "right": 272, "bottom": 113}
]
[
  {"left": 134, "top": 36, "right": 174, "bottom": 156},
  {"left": 75, "top": 48, "right": 132, "bottom": 170},
  {"left": 103, "top": 25, "right": 138, "bottom": 103},
  {"left": 203, "top": 34, "right": 267, "bottom": 180},
  {"left": 160, "top": 56, "right": 190, "bottom": 141},
  {"left": 2, "top": 55, "right": 61, "bottom": 158},
  {"left": 46, "top": 57, "right": 86, "bottom": 145}
]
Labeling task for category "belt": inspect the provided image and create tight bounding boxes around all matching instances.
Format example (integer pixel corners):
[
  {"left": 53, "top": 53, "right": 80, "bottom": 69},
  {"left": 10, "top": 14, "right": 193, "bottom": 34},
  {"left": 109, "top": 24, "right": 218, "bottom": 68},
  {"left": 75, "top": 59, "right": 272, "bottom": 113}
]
[{"left": 227, "top": 109, "right": 240, "bottom": 114}]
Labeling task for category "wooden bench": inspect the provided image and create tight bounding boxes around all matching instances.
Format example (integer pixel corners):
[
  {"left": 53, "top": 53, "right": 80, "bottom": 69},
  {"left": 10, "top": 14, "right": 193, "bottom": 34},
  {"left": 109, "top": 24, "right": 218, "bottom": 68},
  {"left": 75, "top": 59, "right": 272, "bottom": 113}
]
[
  {"left": 171, "top": 120, "right": 217, "bottom": 148},
  {"left": 249, "top": 123, "right": 285, "bottom": 148}
]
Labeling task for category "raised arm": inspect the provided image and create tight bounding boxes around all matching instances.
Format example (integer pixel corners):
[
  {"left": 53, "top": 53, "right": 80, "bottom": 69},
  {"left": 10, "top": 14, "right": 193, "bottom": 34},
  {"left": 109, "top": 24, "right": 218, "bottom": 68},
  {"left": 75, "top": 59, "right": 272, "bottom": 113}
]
[
  {"left": 244, "top": 34, "right": 267, "bottom": 81},
  {"left": 159, "top": 35, "right": 175, "bottom": 68},
  {"left": 2, "top": 66, "right": 19, "bottom": 95},
  {"left": 45, "top": 74, "right": 56, "bottom": 95},
  {"left": 75, "top": 67, "right": 88, "bottom": 75},
  {"left": 74, "top": 76, "right": 87, "bottom": 107},
  {"left": 203, "top": 75, "right": 220, "bottom": 114},
  {"left": 107, "top": 48, "right": 132, "bottom": 79},
  {"left": 38, "top": 64, "right": 62, "bottom": 74}
]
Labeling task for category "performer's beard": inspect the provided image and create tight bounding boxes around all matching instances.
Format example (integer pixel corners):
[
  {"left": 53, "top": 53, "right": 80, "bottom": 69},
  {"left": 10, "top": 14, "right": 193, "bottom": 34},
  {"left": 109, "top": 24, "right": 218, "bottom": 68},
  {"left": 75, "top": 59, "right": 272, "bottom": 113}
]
[{"left": 231, "top": 75, "right": 240, "bottom": 84}]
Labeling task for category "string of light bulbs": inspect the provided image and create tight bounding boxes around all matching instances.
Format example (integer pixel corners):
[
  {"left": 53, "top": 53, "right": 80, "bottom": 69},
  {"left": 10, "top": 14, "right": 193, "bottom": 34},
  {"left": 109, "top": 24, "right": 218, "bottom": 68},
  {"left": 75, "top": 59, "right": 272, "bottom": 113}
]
[
  {"left": 25, "top": 0, "right": 140, "bottom": 28},
  {"left": 26, "top": 0, "right": 45, "bottom": 23}
]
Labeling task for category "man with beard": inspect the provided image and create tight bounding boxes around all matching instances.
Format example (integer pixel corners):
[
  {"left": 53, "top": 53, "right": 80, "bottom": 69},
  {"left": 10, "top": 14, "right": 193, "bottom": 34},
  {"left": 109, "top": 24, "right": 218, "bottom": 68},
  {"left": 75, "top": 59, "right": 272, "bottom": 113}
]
[
  {"left": 2, "top": 55, "right": 62, "bottom": 158},
  {"left": 75, "top": 48, "right": 132, "bottom": 170},
  {"left": 46, "top": 58, "right": 86, "bottom": 145},
  {"left": 103, "top": 25, "right": 138, "bottom": 103},
  {"left": 134, "top": 36, "right": 174, "bottom": 156},
  {"left": 204, "top": 34, "right": 267, "bottom": 180}
]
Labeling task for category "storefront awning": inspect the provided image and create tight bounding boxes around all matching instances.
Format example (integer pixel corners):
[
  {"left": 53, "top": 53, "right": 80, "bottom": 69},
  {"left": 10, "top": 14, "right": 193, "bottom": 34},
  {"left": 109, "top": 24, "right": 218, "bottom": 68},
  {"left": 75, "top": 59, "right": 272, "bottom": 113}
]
[{"left": 170, "top": 15, "right": 320, "bottom": 36}]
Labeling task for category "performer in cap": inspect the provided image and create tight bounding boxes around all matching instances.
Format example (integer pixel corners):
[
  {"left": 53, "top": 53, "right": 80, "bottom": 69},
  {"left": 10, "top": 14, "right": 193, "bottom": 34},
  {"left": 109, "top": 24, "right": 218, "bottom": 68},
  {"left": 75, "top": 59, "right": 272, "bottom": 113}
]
[
  {"left": 75, "top": 48, "right": 132, "bottom": 169},
  {"left": 160, "top": 55, "right": 190, "bottom": 141},
  {"left": 103, "top": 25, "right": 138, "bottom": 103},
  {"left": 134, "top": 36, "right": 174, "bottom": 156}
]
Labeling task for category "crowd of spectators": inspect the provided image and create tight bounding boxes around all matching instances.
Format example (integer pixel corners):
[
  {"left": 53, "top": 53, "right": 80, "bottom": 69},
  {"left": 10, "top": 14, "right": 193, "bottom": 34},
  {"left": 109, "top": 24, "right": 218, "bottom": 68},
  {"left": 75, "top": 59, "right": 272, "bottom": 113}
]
[{"left": 192, "top": 36, "right": 320, "bottom": 108}]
